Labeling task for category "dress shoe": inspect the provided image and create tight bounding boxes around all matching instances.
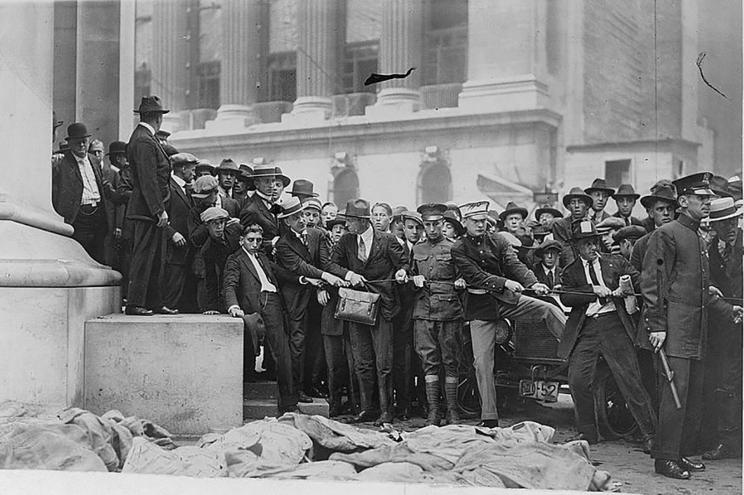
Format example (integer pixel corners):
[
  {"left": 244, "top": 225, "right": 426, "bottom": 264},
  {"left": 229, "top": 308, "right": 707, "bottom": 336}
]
[
  {"left": 350, "top": 410, "right": 377, "bottom": 424},
  {"left": 125, "top": 306, "right": 153, "bottom": 316},
  {"left": 298, "top": 392, "right": 314, "bottom": 403},
  {"left": 654, "top": 459, "right": 690, "bottom": 480},
  {"left": 374, "top": 411, "right": 394, "bottom": 426},
  {"left": 477, "top": 419, "right": 500, "bottom": 429},
  {"left": 678, "top": 457, "right": 705, "bottom": 472},
  {"left": 155, "top": 306, "right": 179, "bottom": 315}
]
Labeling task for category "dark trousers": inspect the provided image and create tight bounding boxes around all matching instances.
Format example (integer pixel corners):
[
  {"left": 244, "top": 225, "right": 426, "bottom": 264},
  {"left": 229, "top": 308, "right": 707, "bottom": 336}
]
[
  {"left": 568, "top": 314, "right": 656, "bottom": 439},
  {"left": 163, "top": 263, "right": 188, "bottom": 311},
  {"left": 286, "top": 310, "right": 307, "bottom": 394},
  {"left": 413, "top": 319, "right": 461, "bottom": 377},
  {"left": 652, "top": 355, "right": 705, "bottom": 460},
  {"left": 72, "top": 206, "right": 106, "bottom": 264},
  {"left": 323, "top": 329, "right": 358, "bottom": 411},
  {"left": 127, "top": 220, "right": 165, "bottom": 309},
  {"left": 636, "top": 347, "right": 659, "bottom": 412},
  {"left": 118, "top": 236, "right": 133, "bottom": 300},
  {"left": 392, "top": 311, "right": 413, "bottom": 411},
  {"left": 303, "top": 301, "right": 326, "bottom": 392},
  {"left": 258, "top": 292, "right": 298, "bottom": 411},
  {"left": 349, "top": 318, "right": 393, "bottom": 414}
]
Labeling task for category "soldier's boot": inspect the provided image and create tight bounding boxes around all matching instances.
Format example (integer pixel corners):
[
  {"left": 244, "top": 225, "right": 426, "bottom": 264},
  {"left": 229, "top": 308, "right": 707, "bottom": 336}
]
[
  {"left": 444, "top": 377, "right": 460, "bottom": 425},
  {"left": 425, "top": 375, "right": 441, "bottom": 426}
]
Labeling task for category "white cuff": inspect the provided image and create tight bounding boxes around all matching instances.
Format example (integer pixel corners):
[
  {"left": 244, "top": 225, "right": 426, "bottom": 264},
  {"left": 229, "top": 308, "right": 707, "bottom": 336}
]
[
  {"left": 227, "top": 305, "right": 240, "bottom": 313},
  {"left": 345, "top": 271, "right": 354, "bottom": 281},
  {"left": 299, "top": 276, "right": 307, "bottom": 285}
]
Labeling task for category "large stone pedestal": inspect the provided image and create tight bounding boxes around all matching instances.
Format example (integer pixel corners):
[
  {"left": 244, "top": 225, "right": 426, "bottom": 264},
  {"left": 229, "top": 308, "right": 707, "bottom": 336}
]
[{"left": 84, "top": 314, "right": 244, "bottom": 435}]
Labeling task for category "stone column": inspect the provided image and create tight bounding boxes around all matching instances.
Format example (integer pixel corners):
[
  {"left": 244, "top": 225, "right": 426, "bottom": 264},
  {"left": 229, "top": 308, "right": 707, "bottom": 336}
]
[
  {"left": 458, "top": 0, "right": 550, "bottom": 112},
  {"left": 285, "top": 0, "right": 340, "bottom": 122},
  {"left": 75, "top": 0, "right": 122, "bottom": 145},
  {"left": 206, "top": 0, "right": 261, "bottom": 131},
  {"left": 368, "top": 0, "right": 423, "bottom": 116},
  {"left": 0, "top": 1, "right": 119, "bottom": 407},
  {"left": 151, "top": 0, "right": 189, "bottom": 131},
  {"left": 118, "top": 0, "right": 136, "bottom": 140}
]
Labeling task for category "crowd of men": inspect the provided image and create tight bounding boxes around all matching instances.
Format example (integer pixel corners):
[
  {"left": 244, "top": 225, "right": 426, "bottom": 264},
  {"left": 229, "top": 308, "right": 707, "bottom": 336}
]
[{"left": 51, "top": 96, "right": 743, "bottom": 480}]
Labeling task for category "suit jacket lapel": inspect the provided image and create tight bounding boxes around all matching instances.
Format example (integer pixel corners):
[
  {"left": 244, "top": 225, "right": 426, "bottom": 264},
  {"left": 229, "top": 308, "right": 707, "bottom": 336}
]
[
  {"left": 364, "top": 230, "right": 380, "bottom": 268},
  {"left": 66, "top": 154, "right": 83, "bottom": 184},
  {"left": 287, "top": 232, "right": 310, "bottom": 260},
  {"left": 170, "top": 177, "right": 190, "bottom": 208},
  {"left": 240, "top": 250, "right": 261, "bottom": 283}
]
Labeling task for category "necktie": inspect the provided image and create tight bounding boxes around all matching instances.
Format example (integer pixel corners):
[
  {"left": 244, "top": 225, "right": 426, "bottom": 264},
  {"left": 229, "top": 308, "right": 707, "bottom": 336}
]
[
  {"left": 358, "top": 235, "right": 367, "bottom": 263},
  {"left": 587, "top": 260, "right": 607, "bottom": 304},
  {"left": 301, "top": 232, "right": 308, "bottom": 247},
  {"left": 547, "top": 270, "right": 554, "bottom": 290},
  {"left": 720, "top": 241, "right": 731, "bottom": 266}
]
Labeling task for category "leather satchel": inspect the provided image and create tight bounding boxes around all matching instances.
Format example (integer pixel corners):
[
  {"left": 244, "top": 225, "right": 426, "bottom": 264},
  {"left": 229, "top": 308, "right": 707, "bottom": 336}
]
[{"left": 335, "top": 287, "right": 381, "bottom": 326}]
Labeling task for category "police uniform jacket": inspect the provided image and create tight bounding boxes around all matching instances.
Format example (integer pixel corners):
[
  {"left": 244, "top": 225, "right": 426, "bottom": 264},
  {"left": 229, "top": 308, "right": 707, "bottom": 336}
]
[
  {"left": 326, "top": 229, "right": 408, "bottom": 321},
  {"left": 640, "top": 213, "right": 733, "bottom": 359},
  {"left": 411, "top": 237, "right": 464, "bottom": 321},
  {"left": 126, "top": 124, "right": 170, "bottom": 222},
  {"left": 451, "top": 232, "right": 537, "bottom": 321},
  {"left": 558, "top": 254, "right": 640, "bottom": 359},
  {"left": 629, "top": 231, "right": 652, "bottom": 273}
]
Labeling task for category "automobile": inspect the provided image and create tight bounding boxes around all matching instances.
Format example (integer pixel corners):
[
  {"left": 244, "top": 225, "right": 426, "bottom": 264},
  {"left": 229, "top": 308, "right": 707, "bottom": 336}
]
[{"left": 456, "top": 314, "right": 638, "bottom": 441}]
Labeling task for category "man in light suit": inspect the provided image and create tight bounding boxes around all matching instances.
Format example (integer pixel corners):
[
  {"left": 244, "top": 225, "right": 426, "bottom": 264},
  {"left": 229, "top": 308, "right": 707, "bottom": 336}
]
[{"left": 125, "top": 96, "right": 174, "bottom": 316}]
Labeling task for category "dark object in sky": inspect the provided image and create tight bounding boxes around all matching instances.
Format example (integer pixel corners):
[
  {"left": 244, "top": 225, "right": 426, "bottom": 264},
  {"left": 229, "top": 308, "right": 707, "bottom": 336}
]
[{"left": 364, "top": 67, "right": 416, "bottom": 86}]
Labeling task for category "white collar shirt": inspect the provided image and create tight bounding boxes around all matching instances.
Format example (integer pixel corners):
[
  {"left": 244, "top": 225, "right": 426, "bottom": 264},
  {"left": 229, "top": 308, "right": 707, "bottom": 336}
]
[
  {"left": 171, "top": 173, "right": 187, "bottom": 196},
  {"left": 358, "top": 226, "right": 374, "bottom": 259},
  {"left": 581, "top": 255, "right": 615, "bottom": 317},
  {"left": 75, "top": 153, "right": 101, "bottom": 205},
  {"left": 243, "top": 247, "right": 277, "bottom": 293},
  {"left": 138, "top": 121, "right": 155, "bottom": 136}
]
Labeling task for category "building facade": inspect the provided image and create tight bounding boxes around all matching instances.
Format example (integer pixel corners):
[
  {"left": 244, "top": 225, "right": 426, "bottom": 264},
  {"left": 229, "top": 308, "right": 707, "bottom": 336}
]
[{"left": 54, "top": 0, "right": 742, "bottom": 213}]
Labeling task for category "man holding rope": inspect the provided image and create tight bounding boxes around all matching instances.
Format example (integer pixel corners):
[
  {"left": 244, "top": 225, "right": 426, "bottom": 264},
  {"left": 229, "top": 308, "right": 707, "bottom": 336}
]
[{"left": 451, "top": 201, "right": 566, "bottom": 428}]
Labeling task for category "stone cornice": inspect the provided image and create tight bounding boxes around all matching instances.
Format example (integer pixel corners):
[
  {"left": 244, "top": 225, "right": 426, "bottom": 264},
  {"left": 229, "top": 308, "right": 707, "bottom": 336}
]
[
  {"left": 171, "top": 108, "right": 563, "bottom": 154},
  {"left": 566, "top": 138, "right": 701, "bottom": 154}
]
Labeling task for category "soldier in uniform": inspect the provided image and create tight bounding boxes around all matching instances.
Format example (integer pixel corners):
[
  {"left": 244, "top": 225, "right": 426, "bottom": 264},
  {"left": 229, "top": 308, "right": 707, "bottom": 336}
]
[
  {"left": 451, "top": 201, "right": 566, "bottom": 428},
  {"left": 409, "top": 204, "right": 466, "bottom": 425},
  {"left": 641, "top": 172, "right": 741, "bottom": 479}
]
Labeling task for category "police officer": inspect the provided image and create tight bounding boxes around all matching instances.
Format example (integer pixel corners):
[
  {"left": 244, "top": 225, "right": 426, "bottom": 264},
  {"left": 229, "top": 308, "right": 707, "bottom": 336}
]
[
  {"left": 410, "top": 204, "right": 467, "bottom": 426},
  {"left": 641, "top": 172, "right": 742, "bottom": 479}
]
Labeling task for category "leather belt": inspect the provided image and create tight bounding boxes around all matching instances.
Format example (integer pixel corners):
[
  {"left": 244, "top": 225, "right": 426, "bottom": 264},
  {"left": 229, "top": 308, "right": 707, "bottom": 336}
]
[{"left": 587, "top": 311, "right": 615, "bottom": 320}]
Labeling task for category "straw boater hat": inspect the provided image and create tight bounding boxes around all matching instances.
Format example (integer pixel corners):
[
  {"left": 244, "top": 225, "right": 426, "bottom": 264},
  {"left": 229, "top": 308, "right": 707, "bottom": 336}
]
[
  {"left": 584, "top": 178, "right": 616, "bottom": 197},
  {"left": 708, "top": 197, "right": 743, "bottom": 222},
  {"left": 276, "top": 196, "right": 308, "bottom": 219},
  {"left": 251, "top": 163, "right": 291, "bottom": 187},
  {"left": 562, "top": 187, "right": 593, "bottom": 208}
]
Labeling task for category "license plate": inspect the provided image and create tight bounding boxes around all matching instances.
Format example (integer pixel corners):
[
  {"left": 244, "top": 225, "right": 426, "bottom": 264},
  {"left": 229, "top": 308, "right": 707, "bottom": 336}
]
[{"left": 519, "top": 379, "right": 559, "bottom": 403}]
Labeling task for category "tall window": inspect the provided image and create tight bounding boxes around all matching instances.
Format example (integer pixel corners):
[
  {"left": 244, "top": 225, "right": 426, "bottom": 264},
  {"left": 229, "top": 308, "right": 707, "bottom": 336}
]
[
  {"left": 423, "top": 0, "right": 468, "bottom": 85},
  {"left": 342, "top": 42, "right": 378, "bottom": 94},
  {"left": 134, "top": 0, "right": 153, "bottom": 102},
  {"left": 604, "top": 159, "right": 631, "bottom": 188},
  {"left": 418, "top": 163, "right": 452, "bottom": 203},
  {"left": 267, "top": 52, "right": 297, "bottom": 102},
  {"left": 333, "top": 169, "right": 359, "bottom": 209},
  {"left": 194, "top": 0, "right": 222, "bottom": 109}
]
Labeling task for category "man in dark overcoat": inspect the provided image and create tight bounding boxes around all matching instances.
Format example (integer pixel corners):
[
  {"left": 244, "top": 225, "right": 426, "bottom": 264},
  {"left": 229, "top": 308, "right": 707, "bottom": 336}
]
[{"left": 125, "top": 96, "right": 173, "bottom": 316}]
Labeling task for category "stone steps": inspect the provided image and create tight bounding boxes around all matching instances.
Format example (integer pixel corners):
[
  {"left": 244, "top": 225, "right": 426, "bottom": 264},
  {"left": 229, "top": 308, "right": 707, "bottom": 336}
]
[{"left": 242, "top": 380, "right": 329, "bottom": 420}]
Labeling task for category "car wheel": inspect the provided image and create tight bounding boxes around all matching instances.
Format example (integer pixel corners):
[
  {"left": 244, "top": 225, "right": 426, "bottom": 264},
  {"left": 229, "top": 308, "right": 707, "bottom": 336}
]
[
  {"left": 594, "top": 362, "right": 639, "bottom": 440},
  {"left": 457, "top": 375, "right": 481, "bottom": 418}
]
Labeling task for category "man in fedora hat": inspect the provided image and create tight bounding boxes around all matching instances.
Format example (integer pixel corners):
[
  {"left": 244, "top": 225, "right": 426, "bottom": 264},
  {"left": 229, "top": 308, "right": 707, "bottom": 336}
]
[
  {"left": 409, "top": 203, "right": 466, "bottom": 426},
  {"left": 499, "top": 201, "right": 528, "bottom": 235},
  {"left": 641, "top": 172, "right": 741, "bottom": 479},
  {"left": 125, "top": 96, "right": 174, "bottom": 316},
  {"left": 630, "top": 180, "right": 678, "bottom": 272},
  {"left": 233, "top": 164, "right": 255, "bottom": 207},
  {"left": 612, "top": 184, "right": 643, "bottom": 227},
  {"left": 552, "top": 186, "right": 593, "bottom": 267},
  {"left": 325, "top": 198, "right": 409, "bottom": 425},
  {"left": 558, "top": 220, "right": 656, "bottom": 450},
  {"left": 162, "top": 153, "right": 198, "bottom": 313},
  {"left": 701, "top": 197, "right": 743, "bottom": 461},
  {"left": 533, "top": 238, "right": 562, "bottom": 291},
  {"left": 585, "top": 178, "right": 615, "bottom": 223},
  {"left": 535, "top": 205, "right": 562, "bottom": 231},
  {"left": 451, "top": 201, "right": 566, "bottom": 428},
  {"left": 51, "top": 122, "right": 109, "bottom": 264},
  {"left": 195, "top": 160, "right": 216, "bottom": 178},
  {"left": 239, "top": 163, "right": 291, "bottom": 252},
  {"left": 224, "top": 223, "right": 301, "bottom": 415},
  {"left": 274, "top": 196, "right": 346, "bottom": 403},
  {"left": 216, "top": 159, "right": 239, "bottom": 199},
  {"left": 289, "top": 179, "right": 319, "bottom": 200}
]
